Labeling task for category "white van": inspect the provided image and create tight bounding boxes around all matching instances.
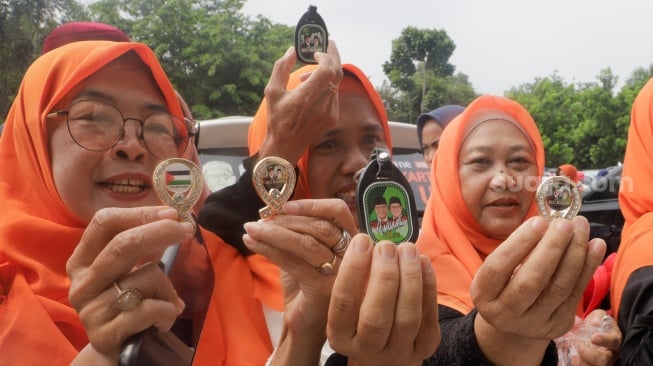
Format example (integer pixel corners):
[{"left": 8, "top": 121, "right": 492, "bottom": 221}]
[{"left": 195, "top": 116, "right": 431, "bottom": 217}]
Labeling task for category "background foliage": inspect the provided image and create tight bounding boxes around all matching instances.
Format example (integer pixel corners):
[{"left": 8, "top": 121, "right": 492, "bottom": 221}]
[{"left": 2, "top": 0, "right": 651, "bottom": 168}]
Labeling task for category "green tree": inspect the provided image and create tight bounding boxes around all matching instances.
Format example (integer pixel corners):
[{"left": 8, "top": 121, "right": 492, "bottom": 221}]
[
  {"left": 0, "top": 0, "right": 86, "bottom": 120},
  {"left": 88, "top": 0, "right": 293, "bottom": 119},
  {"left": 381, "top": 26, "right": 476, "bottom": 123}
]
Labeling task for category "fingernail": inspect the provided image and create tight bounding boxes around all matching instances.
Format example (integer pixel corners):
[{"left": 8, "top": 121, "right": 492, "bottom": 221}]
[
  {"left": 531, "top": 216, "right": 549, "bottom": 234},
  {"left": 243, "top": 222, "right": 259, "bottom": 235},
  {"left": 378, "top": 242, "right": 396, "bottom": 259},
  {"left": 401, "top": 244, "right": 417, "bottom": 261},
  {"left": 285, "top": 46, "right": 294, "bottom": 55},
  {"left": 282, "top": 201, "right": 299, "bottom": 214},
  {"left": 180, "top": 222, "right": 194, "bottom": 236},
  {"left": 573, "top": 217, "right": 590, "bottom": 234},
  {"left": 555, "top": 219, "right": 573, "bottom": 234},
  {"left": 157, "top": 207, "right": 178, "bottom": 219},
  {"left": 420, "top": 255, "right": 433, "bottom": 272},
  {"left": 352, "top": 235, "right": 371, "bottom": 254},
  {"left": 176, "top": 298, "right": 185, "bottom": 314}
]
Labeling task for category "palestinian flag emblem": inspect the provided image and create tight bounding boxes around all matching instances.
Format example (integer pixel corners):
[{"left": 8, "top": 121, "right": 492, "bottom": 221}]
[{"left": 165, "top": 163, "right": 192, "bottom": 193}]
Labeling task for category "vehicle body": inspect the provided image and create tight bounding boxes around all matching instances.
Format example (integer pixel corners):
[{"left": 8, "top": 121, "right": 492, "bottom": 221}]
[
  {"left": 579, "top": 165, "right": 625, "bottom": 255},
  {"left": 196, "top": 116, "right": 431, "bottom": 217}
]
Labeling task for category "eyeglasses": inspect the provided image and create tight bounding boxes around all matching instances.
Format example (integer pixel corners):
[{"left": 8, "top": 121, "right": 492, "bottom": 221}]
[{"left": 47, "top": 100, "right": 196, "bottom": 159}]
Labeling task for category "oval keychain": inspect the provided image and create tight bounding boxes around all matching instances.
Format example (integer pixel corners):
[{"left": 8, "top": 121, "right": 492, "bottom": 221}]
[
  {"left": 356, "top": 148, "right": 419, "bottom": 244},
  {"left": 536, "top": 176, "right": 582, "bottom": 221},
  {"left": 295, "top": 5, "right": 328, "bottom": 64},
  {"left": 252, "top": 156, "right": 297, "bottom": 219},
  {"left": 153, "top": 158, "right": 204, "bottom": 234}
]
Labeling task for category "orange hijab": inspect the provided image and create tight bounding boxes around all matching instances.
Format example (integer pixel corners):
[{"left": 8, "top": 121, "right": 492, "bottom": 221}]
[
  {"left": 558, "top": 164, "right": 579, "bottom": 183},
  {"left": 611, "top": 77, "right": 653, "bottom": 318},
  {"left": 415, "top": 95, "right": 545, "bottom": 314},
  {"left": 0, "top": 41, "right": 279, "bottom": 365},
  {"left": 248, "top": 63, "right": 393, "bottom": 199}
]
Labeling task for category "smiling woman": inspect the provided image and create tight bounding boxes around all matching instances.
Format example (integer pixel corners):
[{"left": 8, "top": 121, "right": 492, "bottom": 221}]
[{"left": 415, "top": 94, "right": 620, "bottom": 365}]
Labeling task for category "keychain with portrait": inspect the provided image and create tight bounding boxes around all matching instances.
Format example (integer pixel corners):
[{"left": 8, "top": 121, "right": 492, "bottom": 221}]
[
  {"left": 119, "top": 158, "right": 214, "bottom": 366},
  {"left": 356, "top": 147, "right": 419, "bottom": 244},
  {"left": 295, "top": 5, "right": 328, "bottom": 64},
  {"left": 536, "top": 175, "right": 582, "bottom": 221}
]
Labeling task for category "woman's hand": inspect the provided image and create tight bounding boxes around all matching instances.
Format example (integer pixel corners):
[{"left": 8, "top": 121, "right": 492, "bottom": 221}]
[
  {"left": 243, "top": 199, "right": 357, "bottom": 364},
  {"left": 258, "top": 41, "right": 343, "bottom": 165},
  {"left": 327, "top": 236, "right": 440, "bottom": 366},
  {"left": 67, "top": 207, "right": 191, "bottom": 361},
  {"left": 471, "top": 216, "right": 606, "bottom": 365},
  {"left": 575, "top": 310, "right": 621, "bottom": 366}
]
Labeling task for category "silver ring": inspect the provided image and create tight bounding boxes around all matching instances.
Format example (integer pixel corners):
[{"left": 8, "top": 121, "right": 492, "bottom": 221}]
[
  {"left": 316, "top": 254, "right": 338, "bottom": 276},
  {"left": 328, "top": 82, "right": 339, "bottom": 93},
  {"left": 332, "top": 230, "right": 351, "bottom": 254},
  {"left": 114, "top": 282, "right": 142, "bottom": 312}
]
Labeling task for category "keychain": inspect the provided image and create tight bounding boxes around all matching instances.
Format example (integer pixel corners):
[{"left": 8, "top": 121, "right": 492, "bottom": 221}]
[
  {"left": 295, "top": 5, "right": 328, "bottom": 64},
  {"left": 356, "top": 148, "right": 419, "bottom": 244}
]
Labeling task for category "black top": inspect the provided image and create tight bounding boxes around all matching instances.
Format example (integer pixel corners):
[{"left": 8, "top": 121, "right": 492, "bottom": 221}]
[
  {"left": 325, "top": 305, "right": 558, "bottom": 366},
  {"left": 615, "top": 265, "right": 653, "bottom": 365}
]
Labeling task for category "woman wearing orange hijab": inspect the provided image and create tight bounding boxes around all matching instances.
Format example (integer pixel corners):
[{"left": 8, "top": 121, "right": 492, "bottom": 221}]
[
  {"left": 610, "top": 77, "right": 653, "bottom": 364},
  {"left": 0, "top": 39, "right": 349, "bottom": 365},
  {"left": 415, "top": 95, "right": 619, "bottom": 365},
  {"left": 200, "top": 62, "right": 440, "bottom": 365}
]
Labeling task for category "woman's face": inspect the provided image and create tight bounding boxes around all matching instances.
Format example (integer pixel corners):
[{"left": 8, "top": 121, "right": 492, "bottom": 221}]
[
  {"left": 307, "top": 76, "right": 388, "bottom": 218},
  {"left": 458, "top": 119, "right": 539, "bottom": 240},
  {"left": 48, "top": 55, "right": 179, "bottom": 224},
  {"left": 421, "top": 119, "right": 444, "bottom": 170}
]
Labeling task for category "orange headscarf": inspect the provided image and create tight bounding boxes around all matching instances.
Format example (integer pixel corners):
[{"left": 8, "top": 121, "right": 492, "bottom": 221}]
[
  {"left": 247, "top": 63, "right": 392, "bottom": 199},
  {"left": 0, "top": 41, "right": 280, "bottom": 365},
  {"left": 611, "top": 77, "right": 653, "bottom": 318},
  {"left": 558, "top": 164, "right": 579, "bottom": 183},
  {"left": 415, "top": 95, "right": 545, "bottom": 314}
]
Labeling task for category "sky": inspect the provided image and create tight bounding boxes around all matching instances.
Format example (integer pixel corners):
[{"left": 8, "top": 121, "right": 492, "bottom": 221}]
[{"left": 241, "top": 0, "right": 653, "bottom": 96}]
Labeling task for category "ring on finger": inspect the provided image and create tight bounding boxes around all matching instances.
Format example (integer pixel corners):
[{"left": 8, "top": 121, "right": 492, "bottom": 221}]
[
  {"left": 328, "top": 81, "right": 339, "bottom": 93},
  {"left": 315, "top": 254, "right": 338, "bottom": 276},
  {"left": 332, "top": 230, "right": 351, "bottom": 254},
  {"left": 114, "top": 282, "right": 142, "bottom": 312}
]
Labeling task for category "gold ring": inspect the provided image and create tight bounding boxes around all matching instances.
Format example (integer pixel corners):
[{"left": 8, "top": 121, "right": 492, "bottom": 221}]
[
  {"left": 332, "top": 230, "right": 351, "bottom": 254},
  {"left": 316, "top": 254, "right": 337, "bottom": 276},
  {"left": 328, "top": 82, "right": 339, "bottom": 93},
  {"left": 114, "top": 282, "right": 142, "bottom": 312}
]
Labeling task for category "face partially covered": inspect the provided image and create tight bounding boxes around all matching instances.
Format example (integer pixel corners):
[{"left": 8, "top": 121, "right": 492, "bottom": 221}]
[
  {"left": 458, "top": 119, "right": 538, "bottom": 240},
  {"left": 421, "top": 119, "right": 444, "bottom": 170},
  {"left": 307, "top": 75, "right": 388, "bottom": 219},
  {"left": 48, "top": 53, "right": 182, "bottom": 224}
]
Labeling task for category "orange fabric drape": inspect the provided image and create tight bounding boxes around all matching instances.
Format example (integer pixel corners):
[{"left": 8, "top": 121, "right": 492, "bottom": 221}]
[
  {"left": 558, "top": 164, "right": 579, "bottom": 183},
  {"left": 611, "top": 77, "right": 653, "bottom": 318},
  {"left": 415, "top": 95, "right": 545, "bottom": 314},
  {"left": 247, "top": 63, "right": 393, "bottom": 200},
  {"left": 0, "top": 41, "right": 280, "bottom": 365}
]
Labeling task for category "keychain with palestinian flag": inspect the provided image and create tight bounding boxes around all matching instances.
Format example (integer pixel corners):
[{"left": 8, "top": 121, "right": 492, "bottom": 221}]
[{"left": 153, "top": 158, "right": 204, "bottom": 235}]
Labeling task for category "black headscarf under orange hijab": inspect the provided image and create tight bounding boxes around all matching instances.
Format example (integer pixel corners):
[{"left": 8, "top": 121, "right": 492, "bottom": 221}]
[
  {"left": 0, "top": 41, "right": 280, "bottom": 365},
  {"left": 611, "top": 77, "right": 653, "bottom": 318},
  {"left": 415, "top": 95, "right": 545, "bottom": 314},
  {"left": 247, "top": 63, "right": 393, "bottom": 199}
]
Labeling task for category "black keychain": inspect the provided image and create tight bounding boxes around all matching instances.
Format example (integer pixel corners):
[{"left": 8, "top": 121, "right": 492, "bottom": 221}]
[
  {"left": 295, "top": 5, "right": 328, "bottom": 64},
  {"left": 356, "top": 148, "right": 419, "bottom": 244}
]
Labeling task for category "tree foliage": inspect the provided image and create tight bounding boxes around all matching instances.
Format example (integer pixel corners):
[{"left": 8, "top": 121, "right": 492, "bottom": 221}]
[
  {"left": 1, "top": 3, "right": 652, "bottom": 170},
  {"left": 381, "top": 26, "right": 476, "bottom": 123},
  {"left": 0, "top": 0, "right": 86, "bottom": 118},
  {"left": 87, "top": 0, "right": 292, "bottom": 119},
  {"left": 507, "top": 67, "right": 653, "bottom": 169}
]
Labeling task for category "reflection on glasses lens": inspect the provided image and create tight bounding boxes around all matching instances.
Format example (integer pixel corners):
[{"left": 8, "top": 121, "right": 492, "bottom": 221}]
[{"left": 66, "top": 100, "right": 188, "bottom": 159}]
